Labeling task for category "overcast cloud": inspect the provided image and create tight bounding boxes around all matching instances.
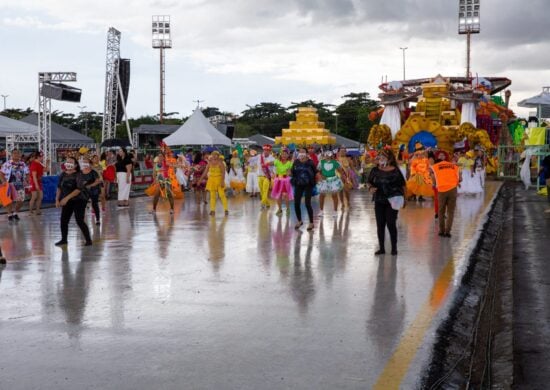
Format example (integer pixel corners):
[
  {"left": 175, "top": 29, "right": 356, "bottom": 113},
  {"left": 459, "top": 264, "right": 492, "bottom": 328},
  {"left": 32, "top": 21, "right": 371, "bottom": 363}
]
[{"left": 0, "top": 0, "right": 547, "bottom": 117}]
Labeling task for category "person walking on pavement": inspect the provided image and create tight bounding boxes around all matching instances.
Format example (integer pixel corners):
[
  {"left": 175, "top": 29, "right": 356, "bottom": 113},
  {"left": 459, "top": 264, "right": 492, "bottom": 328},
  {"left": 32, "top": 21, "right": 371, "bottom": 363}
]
[
  {"left": 28, "top": 151, "right": 45, "bottom": 215},
  {"left": 257, "top": 144, "right": 275, "bottom": 209},
  {"left": 367, "top": 149, "right": 406, "bottom": 255},
  {"left": 115, "top": 148, "right": 133, "bottom": 208},
  {"left": 291, "top": 148, "right": 317, "bottom": 231},
  {"left": 1, "top": 149, "right": 29, "bottom": 221},
  {"left": 430, "top": 152, "right": 462, "bottom": 237},
  {"left": 55, "top": 157, "right": 92, "bottom": 247}
]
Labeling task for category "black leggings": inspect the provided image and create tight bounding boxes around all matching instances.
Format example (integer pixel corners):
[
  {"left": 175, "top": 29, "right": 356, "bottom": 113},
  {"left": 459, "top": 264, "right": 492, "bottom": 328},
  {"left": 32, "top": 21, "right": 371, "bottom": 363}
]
[
  {"left": 61, "top": 199, "right": 91, "bottom": 242},
  {"left": 90, "top": 191, "right": 100, "bottom": 220},
  {"left": 374, "top": 202, "right": 399, "bottom": 251},
  {"left": 294, "top": 185, "right": 314, "bottom": 223}
]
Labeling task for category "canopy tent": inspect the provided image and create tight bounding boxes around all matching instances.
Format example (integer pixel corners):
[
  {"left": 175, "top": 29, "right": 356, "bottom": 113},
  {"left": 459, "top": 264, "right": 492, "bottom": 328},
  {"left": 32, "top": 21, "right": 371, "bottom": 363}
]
[
  {"left": 331, "top": 133, "right": 361, "bottom": 149},
  {"left": 0, "top": 115, "right": 38, "bottom": 136},
  {"left": 518, "top": 87, "right": 550, "bottom": 119},
  {"left": 163, "top": 109, "right": 232, "bottom": 146},
  {"left": 20, "top": 114, "right": 95, "bottom": 145},
  {"left": 248, "top": 134, "right": 275, "bottom": 146}
]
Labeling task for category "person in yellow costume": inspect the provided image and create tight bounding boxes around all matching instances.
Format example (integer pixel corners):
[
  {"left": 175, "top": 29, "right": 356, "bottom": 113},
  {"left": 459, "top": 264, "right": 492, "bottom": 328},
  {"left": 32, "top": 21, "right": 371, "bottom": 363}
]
[
  {"left": 199, "top": 151, "right": 228, "bottom": 216},
  {"left": 257, "top": 144, "right": 275, "bottom": 209},
  {"left": 228, "top": 150, "right": 246, "bottom": 193},
  {"left": 407, "top": 143, "right": 434, "bottom": 200}
]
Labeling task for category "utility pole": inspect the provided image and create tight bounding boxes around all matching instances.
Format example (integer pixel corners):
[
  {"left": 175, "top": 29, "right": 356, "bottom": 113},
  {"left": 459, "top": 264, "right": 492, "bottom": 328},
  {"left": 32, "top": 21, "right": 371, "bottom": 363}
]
[
  {"left": 1, "top": 95, "right": 8, "bottom": 111},
  {"left": 400, "top": 47, "right": 408, "bottom": 81}
]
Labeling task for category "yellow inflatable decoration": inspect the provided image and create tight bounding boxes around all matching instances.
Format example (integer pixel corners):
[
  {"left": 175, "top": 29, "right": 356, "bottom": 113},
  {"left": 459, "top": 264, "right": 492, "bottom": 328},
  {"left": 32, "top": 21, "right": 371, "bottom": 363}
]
[
  {"left": 368, "top": 124, "right": 392, "bottom": 147},
  {"left": 275, "top": 107, "right": 336, "bottom": 146},
  {"left": 392, "top": 114, "right": 457, "bottom": 154}
]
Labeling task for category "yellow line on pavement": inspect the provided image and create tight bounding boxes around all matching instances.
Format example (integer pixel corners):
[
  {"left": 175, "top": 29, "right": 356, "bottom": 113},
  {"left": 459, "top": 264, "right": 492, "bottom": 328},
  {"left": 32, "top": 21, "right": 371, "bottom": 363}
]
[{"left": 372, "top": 258, "right": 455, "bottom": 390}]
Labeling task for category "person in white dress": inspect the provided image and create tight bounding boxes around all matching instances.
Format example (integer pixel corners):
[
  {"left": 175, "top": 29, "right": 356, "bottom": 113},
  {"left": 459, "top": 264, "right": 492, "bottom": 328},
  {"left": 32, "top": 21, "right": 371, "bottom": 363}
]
[{"left": 246, "top": 150, "right": 260, "bottom": 197}]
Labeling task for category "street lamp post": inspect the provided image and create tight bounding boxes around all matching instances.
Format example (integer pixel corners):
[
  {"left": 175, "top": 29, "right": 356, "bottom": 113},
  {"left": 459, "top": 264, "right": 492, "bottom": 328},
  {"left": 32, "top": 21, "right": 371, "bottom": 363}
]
[
  {"left": 77, "top": 105, "right": 88, "bottom": 136},
  {"left": 399, "top": 47, "right": 408, "bottom": 81},
  {"left": 1, "top": 95, "right": 8, "bottom": 111}
]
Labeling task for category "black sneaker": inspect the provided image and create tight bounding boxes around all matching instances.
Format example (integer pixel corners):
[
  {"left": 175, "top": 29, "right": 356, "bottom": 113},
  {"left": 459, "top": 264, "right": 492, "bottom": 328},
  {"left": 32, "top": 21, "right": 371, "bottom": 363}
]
[
  {"left": 95, "top": 220, "right": 101, "bottom": 225},
  {"left": 444, "top": 232, "right": 452, "bottom": 238},
  {"left": 438, "top": 232, "right": 445, "bottom": 237},
  {"left": 55, "top": 240, "right": 68, "bottom": 246},
  {"left": 84, "top": 241, "right": 93, "bottom": 246},
  {"left": 391, "top": 249, "right": 398, "bottom": 256},
  {"left": 375, "top": 249, "right": 385, "bottom": 255},
  {"left": 13, "top": 214, "right": 20, "bottom": 221},
  {"left": 7, "top": 215, "right": 13, "bottom": 221},
  {"left": 0, "top": 256, "right": 6, "bottom": 264}
]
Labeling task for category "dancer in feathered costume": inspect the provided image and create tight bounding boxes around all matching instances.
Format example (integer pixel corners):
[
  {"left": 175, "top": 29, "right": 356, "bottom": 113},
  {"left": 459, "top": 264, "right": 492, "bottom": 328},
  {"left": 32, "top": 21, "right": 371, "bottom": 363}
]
[
  {"left": 406, "top": 143, "right": 434, "bottom": 200},
  {"left": 148, "top": 152, "right": 175, "bottom": 214}
]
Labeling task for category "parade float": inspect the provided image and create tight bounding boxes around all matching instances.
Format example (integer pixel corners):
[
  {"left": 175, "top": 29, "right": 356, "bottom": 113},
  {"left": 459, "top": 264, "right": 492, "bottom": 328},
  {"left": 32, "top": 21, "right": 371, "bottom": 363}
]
[
  {"left": 275, "top": 107, "right": 336, "bottom": 146},
  {"left": 367, "top": 75, "right": 514, "bottom": 174}
]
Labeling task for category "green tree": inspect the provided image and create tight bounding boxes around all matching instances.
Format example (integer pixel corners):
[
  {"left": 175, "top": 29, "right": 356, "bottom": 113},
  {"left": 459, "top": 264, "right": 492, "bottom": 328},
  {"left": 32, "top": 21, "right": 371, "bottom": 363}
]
[{"left": 336, "top": 92, "right": 380, "bottom": 140}]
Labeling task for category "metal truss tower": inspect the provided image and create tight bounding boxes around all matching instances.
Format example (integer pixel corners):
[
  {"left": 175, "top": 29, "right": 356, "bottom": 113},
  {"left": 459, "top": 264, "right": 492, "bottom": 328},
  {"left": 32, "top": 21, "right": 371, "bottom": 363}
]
[
  {"left": 102, "top": 27, "right": 121, "bottom": 142},
  {"left": 38, "top": 72, "right": 77, "bottom": 172},
  {"left": 102, "top": 27, "right": 133, "bottom": 145}
]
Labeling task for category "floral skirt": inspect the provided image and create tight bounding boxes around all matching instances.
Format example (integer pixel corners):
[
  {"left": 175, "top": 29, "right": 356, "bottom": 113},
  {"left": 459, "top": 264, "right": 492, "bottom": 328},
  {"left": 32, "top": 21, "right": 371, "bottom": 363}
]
[{"left": 317, "top": 176, "right": 343, "bottom": 194}]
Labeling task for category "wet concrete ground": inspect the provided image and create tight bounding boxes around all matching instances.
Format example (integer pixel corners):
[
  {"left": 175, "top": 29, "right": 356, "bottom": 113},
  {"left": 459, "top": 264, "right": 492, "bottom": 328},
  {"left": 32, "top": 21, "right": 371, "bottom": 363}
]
[{"left": 0, "top": 184, "right": 500, "bottom": 390}]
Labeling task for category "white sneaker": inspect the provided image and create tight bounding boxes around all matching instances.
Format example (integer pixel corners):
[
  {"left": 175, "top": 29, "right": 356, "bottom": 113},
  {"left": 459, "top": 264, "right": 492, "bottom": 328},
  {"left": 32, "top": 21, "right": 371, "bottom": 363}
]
[{"left": 318, "top": 211, "right": 323, "bottom": 218}]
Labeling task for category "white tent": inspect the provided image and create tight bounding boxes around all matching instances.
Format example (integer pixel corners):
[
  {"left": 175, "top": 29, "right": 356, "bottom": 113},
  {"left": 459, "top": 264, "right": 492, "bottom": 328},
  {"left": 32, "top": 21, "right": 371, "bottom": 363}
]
[
  {"left": 163, "top": 109, "right": 232, "bottom": 146},
  {"left": 0, "top": 115, "right": 38, "bottom": 136}
]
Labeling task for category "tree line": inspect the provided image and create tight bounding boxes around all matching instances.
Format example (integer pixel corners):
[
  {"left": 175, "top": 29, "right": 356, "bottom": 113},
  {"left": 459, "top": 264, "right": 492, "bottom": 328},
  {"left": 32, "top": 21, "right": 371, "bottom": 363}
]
[{"left": 0, "top": 92, "right": 380, "bottom": 144}]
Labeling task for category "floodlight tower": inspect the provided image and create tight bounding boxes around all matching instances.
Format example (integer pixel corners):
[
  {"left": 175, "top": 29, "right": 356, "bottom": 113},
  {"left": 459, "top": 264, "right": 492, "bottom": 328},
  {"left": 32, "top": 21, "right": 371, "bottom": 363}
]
[
  {"left": 102, "top": 27, "right": 132, "bottom": 145},
  {"left": 458, "top": 0, "right": 481, "bottom": 79},
  {"left": 152, "top": 15, "right": 172, "bottom": 123}
]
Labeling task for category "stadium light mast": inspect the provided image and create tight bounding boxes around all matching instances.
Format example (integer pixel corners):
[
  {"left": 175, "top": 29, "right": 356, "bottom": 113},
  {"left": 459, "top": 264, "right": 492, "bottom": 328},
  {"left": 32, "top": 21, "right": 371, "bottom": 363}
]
[
  {"left": 458, "top": 0, "right": 481, "bottom": 80},
  {"left": 152, "top": 15, "right": 172, "bottom": 124}
]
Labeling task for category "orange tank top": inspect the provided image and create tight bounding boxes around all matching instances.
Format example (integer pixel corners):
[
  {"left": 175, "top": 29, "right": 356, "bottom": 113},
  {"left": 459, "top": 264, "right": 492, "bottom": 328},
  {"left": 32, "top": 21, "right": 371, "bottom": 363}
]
[{"left": 431, "top": 162, "right": 459, "bottom": 193}]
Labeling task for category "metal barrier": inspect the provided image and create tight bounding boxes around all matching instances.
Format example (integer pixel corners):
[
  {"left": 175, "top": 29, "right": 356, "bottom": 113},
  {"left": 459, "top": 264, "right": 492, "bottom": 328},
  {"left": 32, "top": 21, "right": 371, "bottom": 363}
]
[{"left": 498, "top": 145, "right": 550, "bottom": 190}]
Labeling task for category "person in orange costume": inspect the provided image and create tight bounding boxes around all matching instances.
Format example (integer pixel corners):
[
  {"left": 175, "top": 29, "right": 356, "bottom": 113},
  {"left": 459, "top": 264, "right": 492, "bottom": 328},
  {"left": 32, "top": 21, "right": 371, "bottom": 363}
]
[{"left": 406, "top": 143, "right": 434, "bottom": 201}]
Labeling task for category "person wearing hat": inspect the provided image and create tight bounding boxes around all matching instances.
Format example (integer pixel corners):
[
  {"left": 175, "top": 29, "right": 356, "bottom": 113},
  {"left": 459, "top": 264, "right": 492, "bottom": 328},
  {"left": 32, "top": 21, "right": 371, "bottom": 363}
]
[
  {"left": 457, "top": 150, "right": 481, "bottom": 195},
  {"left": 407, "top": 142, "right": 434, "bottom": 201},
  {"left": 245, "top": 149, "right": 260, "bottom": 197},
  {"left": 430, "top": 152, "right": 462, "bottom": 238},
  {"left": 257, "top": 144, "right": 275, "bottom": 209}
]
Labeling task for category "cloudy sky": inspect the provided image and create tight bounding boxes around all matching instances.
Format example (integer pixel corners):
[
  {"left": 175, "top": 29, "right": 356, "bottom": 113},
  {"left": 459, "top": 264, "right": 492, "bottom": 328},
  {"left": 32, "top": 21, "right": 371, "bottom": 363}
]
[{"left": 0, "top": 0, "right": 547, "bottom": 119}]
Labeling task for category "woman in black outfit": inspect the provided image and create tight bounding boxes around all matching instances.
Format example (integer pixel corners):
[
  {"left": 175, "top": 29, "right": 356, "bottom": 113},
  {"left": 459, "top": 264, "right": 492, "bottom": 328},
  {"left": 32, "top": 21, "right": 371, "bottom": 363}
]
[
  {"left": 367, "top": 149, "right": 406, "bottom": 256},
  {"left": 291, "top": 148, "right": 318, "bottom": 231},
  {"left": 80, "top": 157, "right": 102, "bottom": 225},
  {"left": 55, "top": 157, "right": 92, "bottom": 247}
]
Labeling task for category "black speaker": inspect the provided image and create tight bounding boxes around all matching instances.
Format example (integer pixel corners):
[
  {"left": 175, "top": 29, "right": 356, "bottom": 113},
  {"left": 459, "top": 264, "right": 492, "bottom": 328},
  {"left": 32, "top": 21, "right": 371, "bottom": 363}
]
[
  {"left": 226, "top": 125, "right": 235, "bottom": 140},
  {"left": 117, "top": 59, "right": 131, "bottom": 123},
  {"left": 41, "top": 82, "right": 81, "bottom": 102}
]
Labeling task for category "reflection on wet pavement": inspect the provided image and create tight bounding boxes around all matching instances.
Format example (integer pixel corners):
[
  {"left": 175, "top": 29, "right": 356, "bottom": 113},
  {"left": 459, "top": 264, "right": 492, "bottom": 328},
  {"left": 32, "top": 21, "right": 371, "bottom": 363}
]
[{"left": 0, "top": 183, "right": 499, "bottom": 389}]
